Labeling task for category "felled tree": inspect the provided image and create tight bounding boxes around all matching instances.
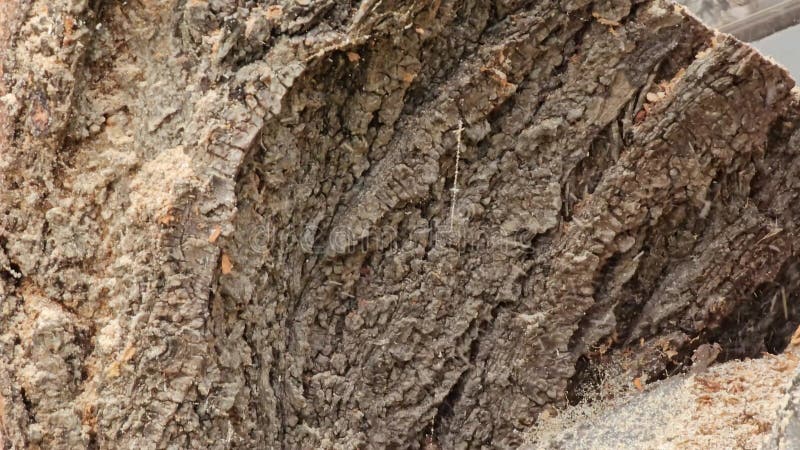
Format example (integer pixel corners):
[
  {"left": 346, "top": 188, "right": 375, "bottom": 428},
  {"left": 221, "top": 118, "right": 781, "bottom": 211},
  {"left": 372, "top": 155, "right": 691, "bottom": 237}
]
[{"left": 1, "top": 0, "right": 798, "bottom": 448}]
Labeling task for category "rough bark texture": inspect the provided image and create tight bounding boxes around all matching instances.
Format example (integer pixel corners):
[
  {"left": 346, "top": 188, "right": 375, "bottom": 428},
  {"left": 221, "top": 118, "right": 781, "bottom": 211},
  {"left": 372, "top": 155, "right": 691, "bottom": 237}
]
[{"left": 1, "top": 0, "right": 799, "bottom": 448}]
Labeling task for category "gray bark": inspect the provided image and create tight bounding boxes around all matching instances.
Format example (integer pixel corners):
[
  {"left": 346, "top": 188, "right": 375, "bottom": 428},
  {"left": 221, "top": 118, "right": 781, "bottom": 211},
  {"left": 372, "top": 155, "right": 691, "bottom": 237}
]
[{"left": 0, "top": 0, "right": 798, "bottom": 448}]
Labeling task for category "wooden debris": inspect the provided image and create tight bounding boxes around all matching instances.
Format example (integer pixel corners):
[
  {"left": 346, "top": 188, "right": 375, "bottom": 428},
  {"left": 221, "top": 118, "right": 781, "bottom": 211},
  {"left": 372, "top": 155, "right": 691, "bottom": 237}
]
[
  {"left": 221, "top": 253, "right": 233, "bottom": 274},
  {"left": 208, "top": 226, "right": 222, "bottom": 243}
]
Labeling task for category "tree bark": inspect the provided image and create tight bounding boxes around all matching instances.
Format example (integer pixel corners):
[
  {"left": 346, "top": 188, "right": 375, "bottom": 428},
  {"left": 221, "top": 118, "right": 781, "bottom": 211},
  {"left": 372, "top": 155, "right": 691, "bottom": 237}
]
[{"left": 1, "top": 0, "right": 798, "bottom": 448}]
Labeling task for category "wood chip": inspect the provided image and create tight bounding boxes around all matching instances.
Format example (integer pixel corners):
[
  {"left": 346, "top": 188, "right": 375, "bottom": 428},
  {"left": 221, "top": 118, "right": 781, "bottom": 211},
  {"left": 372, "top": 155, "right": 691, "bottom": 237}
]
[
  {"left": 221, "top": 253, "right": 233, "bottom": 274},
  {"left": 64, "top": 16, "right": 75, "bottom": 36},
  {"left": 121, "top": 344, "right": 136, "bottom": 362},
  {"left": 592, "top": 12, "right": 621, "bottom": 27}
]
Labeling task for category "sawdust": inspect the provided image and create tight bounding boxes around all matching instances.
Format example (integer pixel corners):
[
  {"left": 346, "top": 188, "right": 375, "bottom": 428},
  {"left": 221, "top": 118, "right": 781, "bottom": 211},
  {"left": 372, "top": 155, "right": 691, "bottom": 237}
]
[
  {"left": 526, "top": 352, "right": 800, "bottom": 449},
  {"left": 127, "top": 145, "right": 198, "bottom": 224}
]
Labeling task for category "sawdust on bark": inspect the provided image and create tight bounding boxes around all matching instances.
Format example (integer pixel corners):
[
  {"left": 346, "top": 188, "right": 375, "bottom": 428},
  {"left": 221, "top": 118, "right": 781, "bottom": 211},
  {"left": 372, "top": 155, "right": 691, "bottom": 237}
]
[{"left": 527, "top": 351, "right": 800, "bottom": 449}]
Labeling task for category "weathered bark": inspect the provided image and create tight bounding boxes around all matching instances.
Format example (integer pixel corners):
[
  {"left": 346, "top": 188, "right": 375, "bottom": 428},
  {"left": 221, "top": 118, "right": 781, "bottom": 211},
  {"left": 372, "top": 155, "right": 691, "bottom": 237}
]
[{"left": 0, "top": 0, "right": 798, "bottom": 448}]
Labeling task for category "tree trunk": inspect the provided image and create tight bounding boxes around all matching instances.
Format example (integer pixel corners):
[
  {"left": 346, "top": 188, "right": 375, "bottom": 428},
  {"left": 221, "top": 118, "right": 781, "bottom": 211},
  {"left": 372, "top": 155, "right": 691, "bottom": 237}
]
[{"left": 1, "top": 0, "right": 798, "bottom": 448}]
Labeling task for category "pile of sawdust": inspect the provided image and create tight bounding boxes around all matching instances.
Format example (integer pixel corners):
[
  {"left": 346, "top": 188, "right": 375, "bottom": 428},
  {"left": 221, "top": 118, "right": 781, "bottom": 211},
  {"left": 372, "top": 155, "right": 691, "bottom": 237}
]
[{"left": 525, "top": 352, "right": 799, "bottom": 449}]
